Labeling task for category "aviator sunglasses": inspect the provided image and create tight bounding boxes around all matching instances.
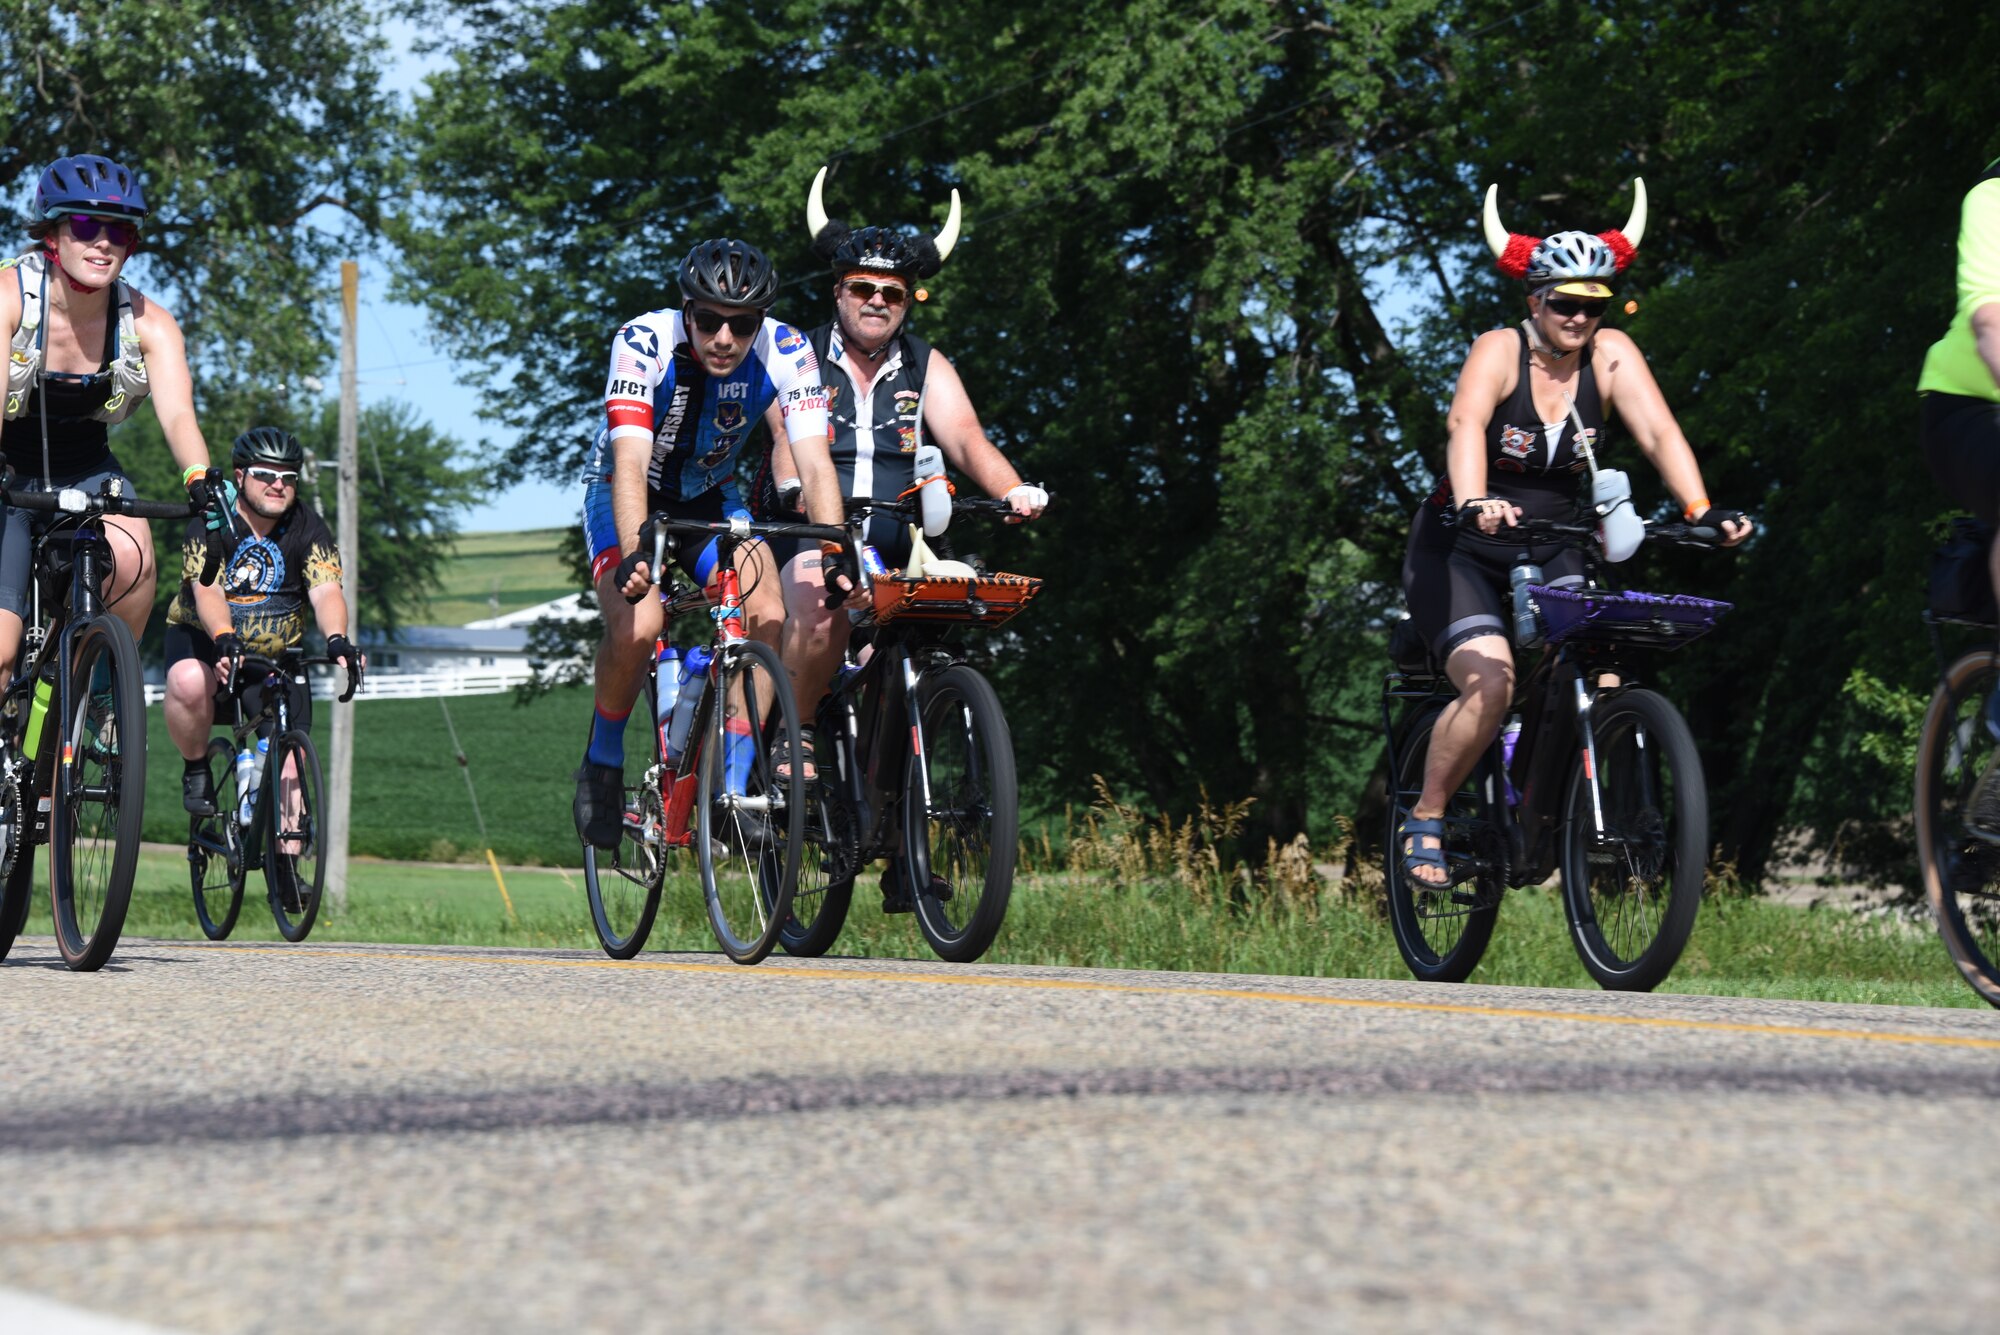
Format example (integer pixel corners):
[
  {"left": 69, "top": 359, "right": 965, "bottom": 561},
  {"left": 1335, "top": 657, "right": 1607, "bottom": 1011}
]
[
  {"left": 62, "top": 214, "right": 139, "bottom": 249},
  {"left": 841, "top": 279, "right": 909, "bottom": 306},
  {"left": 1546, "top": 297, "right": 1609, "bottom": 319},
  {"left": 685, "top": 305, "right": 763, "bottom": 338},
  {"left": 245, "top": 466, "right": 299, "bottom": 487}
]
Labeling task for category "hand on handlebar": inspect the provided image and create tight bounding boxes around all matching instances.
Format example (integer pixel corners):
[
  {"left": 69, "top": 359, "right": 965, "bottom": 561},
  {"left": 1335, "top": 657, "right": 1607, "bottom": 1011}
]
[
  {"left": 614, "top": 549, "right": 654, "bottom": 605},
  {"left": 187, "top": 468, "right": 238, "bottom": 533},
  {"left": 325, "top": 633, "right": 365, "bottom": 702},
  {"left": 1689, "top": 506, "right": 1754, "bottom": 547},
  {"left": 213, "top": 631, "right": 244, "bottom": 687},
  {"left": 1459, "top": 496, "right": 1523, "bottom": 535},
  {"left": 1003, "top": 483, "right": 1049, "bottom": 523},
  {"left": 820, "top": 541, "right": 858, "bottom": 609}
]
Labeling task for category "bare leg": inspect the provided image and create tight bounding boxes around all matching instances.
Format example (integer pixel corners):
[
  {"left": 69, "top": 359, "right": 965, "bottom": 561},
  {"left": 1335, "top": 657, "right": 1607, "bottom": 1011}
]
[
  {"left": 100, "top": 514, "right": 155, "bottom": 644},
  {"left": 164, "top": 658, "right": 218, "bottom": 761},
  {"left": 776, "top": 546, "right": 850, "bottom": 711},
  {"left": 0, "top": 608, "right": 21, "bottom": 696},
  {"left": 591, "top": 566, "right": 664, "bottom": 724},
  {"left": 1406, "top": 634, "right": 1516, "bottom": 885}
]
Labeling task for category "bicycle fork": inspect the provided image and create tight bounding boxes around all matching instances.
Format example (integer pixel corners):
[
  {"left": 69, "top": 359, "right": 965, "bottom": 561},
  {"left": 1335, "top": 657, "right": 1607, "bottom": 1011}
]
[{"left": 1573, "top": 668, "right": 1606, "bottom": 839}]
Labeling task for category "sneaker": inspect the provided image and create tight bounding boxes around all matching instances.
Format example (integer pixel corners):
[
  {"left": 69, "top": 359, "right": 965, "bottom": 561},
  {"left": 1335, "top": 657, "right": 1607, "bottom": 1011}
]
[
  {"left": 182, "top": 763, "right": 217, "bottom": 817},
  {"left": 573, "top": 764, "right": 625, "bottom": 851}
]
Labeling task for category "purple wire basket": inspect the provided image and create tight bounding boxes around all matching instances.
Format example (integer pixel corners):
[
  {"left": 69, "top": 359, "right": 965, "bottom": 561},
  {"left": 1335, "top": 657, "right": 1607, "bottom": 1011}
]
[{"left": 1527, "top": 585, "right": 1733, "bottom": 650}]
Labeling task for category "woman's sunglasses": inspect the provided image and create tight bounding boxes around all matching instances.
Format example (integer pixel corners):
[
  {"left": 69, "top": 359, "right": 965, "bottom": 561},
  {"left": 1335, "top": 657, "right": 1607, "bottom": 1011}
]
[
  {"left": 1546, "top": 297, "right": 1608, "bottom": 319},
  {"left": 685, "top": 306, "right": 762, "bottom": 337},
  {"left": 841, "top": 279, "right": 909, "bottom": 306},
  {"left": 63, "top": 215, "right": 139, "bottom": 249},
  {"left": 245, "top": 466, "right": 299, "bottom": 487}
]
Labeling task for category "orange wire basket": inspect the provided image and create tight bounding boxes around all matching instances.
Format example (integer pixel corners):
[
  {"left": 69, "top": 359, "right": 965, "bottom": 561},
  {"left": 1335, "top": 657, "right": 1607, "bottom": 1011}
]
[{"left": 856, "top": 572, "right": 1044, "bottom": 628}]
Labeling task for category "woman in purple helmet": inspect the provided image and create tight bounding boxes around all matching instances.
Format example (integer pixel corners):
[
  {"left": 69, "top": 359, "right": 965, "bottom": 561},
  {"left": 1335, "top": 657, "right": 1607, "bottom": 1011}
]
[{"left": 0, "top": 153, "right": 225, "bottom": 690}]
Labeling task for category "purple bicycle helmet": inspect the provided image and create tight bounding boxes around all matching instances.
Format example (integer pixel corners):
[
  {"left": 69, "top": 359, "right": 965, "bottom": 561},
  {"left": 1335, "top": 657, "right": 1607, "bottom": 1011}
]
[{"left": 34, "top": 154, "right": 149, "bottom": 221}]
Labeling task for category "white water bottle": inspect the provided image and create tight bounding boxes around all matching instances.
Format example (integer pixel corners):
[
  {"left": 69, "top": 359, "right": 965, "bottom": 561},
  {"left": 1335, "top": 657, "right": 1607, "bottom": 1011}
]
[
  {"left": 238, "top": 735, "right": 269, "bottom": 826},
  {"left": 913, "top": 444, "right": 951, "bottom": 536},
  {"left": 1593, "top": 468, "right": 1644, "bottom": 563}
]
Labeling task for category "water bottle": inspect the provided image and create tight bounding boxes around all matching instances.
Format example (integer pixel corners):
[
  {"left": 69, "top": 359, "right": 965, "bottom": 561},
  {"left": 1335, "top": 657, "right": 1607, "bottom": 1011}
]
[
  {"left": 237, "top": 735, "right": 269, "bottom": 826},
  {"left": 1510, "top": 561, "right": 1544, "bottom": 648},
  {"left": 913, "top": 444, "right": 951, "bottom": 536},
  {"left": 21, "top": 673, "right": 53, "bottom": 760},
  {"left": 653, "top": 643, "right": 680, "bottom": 732},
  {"left": 666, "top": 646, "right": 711, "bottom": 763},
  {"left": 1593, "top": 467, "right": 1644, "bottom": 563}
]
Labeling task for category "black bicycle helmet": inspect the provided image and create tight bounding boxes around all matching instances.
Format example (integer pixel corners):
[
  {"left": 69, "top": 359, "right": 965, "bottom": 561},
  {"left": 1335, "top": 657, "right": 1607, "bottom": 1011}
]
[
  {"left": 677, "top": 238, "right": 779, "bottom": 309},
  {"left": 34, "top": 154, "right": 149, "bottom": 221},
  {"left": 231, "top": 426, "right": 305, "bottom": 469},
  {"left": 804, "top": 165, "right": 961, "bottom": 281}
]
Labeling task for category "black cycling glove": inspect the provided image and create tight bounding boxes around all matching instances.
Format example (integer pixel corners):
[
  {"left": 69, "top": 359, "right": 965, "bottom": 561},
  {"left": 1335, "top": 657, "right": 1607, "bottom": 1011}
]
[
  {"left": 188, "top": 468, "right": 238, "bottom": 533},
  {"left": 820, "top": 542, "right": 858, "bottom": 609},
  {"left": 213, "top": 630, "right": 244, "bottom": 680},
  {"left": 1690, "top": 506, "right": 1747, "bottom": 534},
  {"left": 614, "top": 549, "right": 651, "bottom": 604},
  {"left": 326, "top": 633, "right": 363, "bottom": 702}
]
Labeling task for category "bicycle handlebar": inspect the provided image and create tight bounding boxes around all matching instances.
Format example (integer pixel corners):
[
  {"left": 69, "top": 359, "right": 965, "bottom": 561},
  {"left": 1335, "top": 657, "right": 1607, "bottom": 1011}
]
[
  {"left": 3, "top": 480, "right": 226, "bottom": 586},
  {"left": 1510, "top": 515, "right": 1735, "bottom": 552}
]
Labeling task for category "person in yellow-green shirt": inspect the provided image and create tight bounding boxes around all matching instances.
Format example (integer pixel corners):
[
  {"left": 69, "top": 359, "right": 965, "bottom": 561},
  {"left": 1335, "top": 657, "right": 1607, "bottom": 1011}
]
[{"left": 1920, "top": 159, "right": 2000, "bottom": 561}]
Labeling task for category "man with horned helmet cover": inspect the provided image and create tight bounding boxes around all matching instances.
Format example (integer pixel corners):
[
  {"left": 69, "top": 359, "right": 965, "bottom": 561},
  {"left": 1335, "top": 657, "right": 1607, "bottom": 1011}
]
[
  {"left": 571, "top": 237, "right": 841, "bottom": 851},
  {"left": 757, "top": 165, "right": 1047, "bottom": 912},
  {"left": 1395, "top": 177, "right": 1752, "bottom": 890}
]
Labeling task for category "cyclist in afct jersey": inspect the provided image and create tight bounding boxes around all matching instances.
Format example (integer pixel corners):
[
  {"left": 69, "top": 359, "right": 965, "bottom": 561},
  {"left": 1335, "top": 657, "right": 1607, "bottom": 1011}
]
[
  {"left": 757, "top": 167, "right": 1046, "bottom": 912},
  {"left": 1397, "top": 179, "right": 1751, "bottom": 889},
  {"left": 573, "top": 239, "right": 841, "bottom": 850}
]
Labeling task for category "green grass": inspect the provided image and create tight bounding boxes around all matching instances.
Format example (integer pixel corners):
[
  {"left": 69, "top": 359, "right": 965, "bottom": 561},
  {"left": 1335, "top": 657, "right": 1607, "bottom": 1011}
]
[
  {"left": 424, "top": 527, "right": 575, "bottom": 626},
  {"left": 139, "top": 687, "right": 598, "bottom": 866},
  {"left": 15, "top": 842, "right": 1983, "bottom": 1007}
]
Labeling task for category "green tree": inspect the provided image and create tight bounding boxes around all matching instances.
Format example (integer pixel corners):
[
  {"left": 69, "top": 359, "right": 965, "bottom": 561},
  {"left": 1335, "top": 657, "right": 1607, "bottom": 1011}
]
[{"left": 0, "top": 0, "right": 399, "bottom": 419}]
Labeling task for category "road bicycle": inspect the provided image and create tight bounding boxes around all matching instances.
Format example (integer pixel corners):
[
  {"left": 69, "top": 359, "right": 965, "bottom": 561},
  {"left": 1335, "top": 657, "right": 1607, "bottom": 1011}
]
[
  {"left": 187, "top": 648, "right": 359, "bottom": 943},
  {"left": 581, "top": 511, "right": 847, "bottom": 964},
  {"left": 1911, "top": 522, "right": 2000, "bottom": 1008},
  {"left": 779, "top": 494, "right": 1041, "bottom": 964},
  {"left": 0, "top": 477, "right": 219, "bottom": 969},
  {"left": 1383, "top": 515, "right": 1730, "bottom": 991}
]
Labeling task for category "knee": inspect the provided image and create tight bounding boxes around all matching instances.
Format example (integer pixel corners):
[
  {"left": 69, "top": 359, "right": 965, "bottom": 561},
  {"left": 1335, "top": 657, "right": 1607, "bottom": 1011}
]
[{"left": 165, "top": 660, "right": 212, "bottom": 711}]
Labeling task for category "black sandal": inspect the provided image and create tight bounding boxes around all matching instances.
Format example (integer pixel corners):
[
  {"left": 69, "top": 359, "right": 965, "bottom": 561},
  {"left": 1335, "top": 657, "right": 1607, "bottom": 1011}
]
[{"left": 1397, "top": 813, "right": 1450, "bottom": 888}]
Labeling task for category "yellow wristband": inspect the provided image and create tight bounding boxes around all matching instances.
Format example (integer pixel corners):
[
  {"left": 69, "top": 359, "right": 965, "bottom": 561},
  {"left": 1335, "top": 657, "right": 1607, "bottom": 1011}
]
[
  {"left": 181, "top": 464, "right": 207, "bottom": 488},
  {"left": 1683, "top": 497, "right": 1710, "bottom": 523}
]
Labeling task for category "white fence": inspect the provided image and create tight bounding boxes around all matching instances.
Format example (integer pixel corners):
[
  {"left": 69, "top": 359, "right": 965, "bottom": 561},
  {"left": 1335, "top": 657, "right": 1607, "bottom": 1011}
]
[{"left": 144, "top": 664, "right": 539, "bottom": 706}]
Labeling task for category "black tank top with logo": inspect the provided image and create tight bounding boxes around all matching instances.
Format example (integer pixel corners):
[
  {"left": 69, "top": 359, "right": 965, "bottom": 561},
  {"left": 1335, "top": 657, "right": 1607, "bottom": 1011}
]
[{"left": 1458, "top": 326, "right": 1605, "bottom": 554}]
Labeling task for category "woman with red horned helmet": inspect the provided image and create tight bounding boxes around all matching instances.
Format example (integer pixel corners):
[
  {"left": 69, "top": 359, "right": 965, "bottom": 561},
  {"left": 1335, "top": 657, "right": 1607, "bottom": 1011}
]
[{"left": 1395, "top": 178, "right": 1753, "bottom": 889}]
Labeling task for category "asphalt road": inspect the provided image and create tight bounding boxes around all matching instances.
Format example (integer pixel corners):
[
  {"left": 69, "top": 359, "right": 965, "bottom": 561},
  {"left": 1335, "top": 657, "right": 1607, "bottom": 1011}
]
[{"left": 3, "top": 938, "right": 1997, "bottom": 1333}]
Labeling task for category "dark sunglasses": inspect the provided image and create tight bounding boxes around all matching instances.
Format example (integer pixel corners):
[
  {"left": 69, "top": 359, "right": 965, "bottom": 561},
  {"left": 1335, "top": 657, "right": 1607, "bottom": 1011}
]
[
  {"left": 841, "top": 279, "right": 909, "bottom": 306},
  {"left": 63, "top": 214, "right": 139, "bottom": 249},
  {"left": 245, "top": 466, "right": 299, "bottom": 487},
  {"left": 685, "top": 305, "right": 762, "bottom": 338},
  {"left": 1546, "top": 297, "right": 1608, "bottom": 319}
]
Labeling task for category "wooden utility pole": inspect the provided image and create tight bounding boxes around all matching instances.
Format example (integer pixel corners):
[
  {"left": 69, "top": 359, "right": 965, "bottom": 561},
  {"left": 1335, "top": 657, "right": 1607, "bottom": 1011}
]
[{"left": 327, "top": 260, "right": 361, "bottom": 911}]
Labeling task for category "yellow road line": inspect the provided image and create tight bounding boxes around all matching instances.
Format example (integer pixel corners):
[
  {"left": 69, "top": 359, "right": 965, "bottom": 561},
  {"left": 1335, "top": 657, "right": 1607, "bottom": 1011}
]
[{"left": 214, "top": 946, "right": 2000, "bottom": 1051}]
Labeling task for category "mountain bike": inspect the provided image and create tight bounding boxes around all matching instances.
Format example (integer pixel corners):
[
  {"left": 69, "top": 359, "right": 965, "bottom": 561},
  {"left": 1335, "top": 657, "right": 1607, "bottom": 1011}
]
[
  {"left": 1383, "top": 515, "right": 1731, "bottom": 991},
  {"left": 779, "top": 494, "right": 1041, "bottom": 964},
  {"left": 0, "top": 478, "right": 220, "bottom": 969},
  {"left": 581, "top": 511, "right": 847, "bottom": 964},
  {"left": 187, "top": 648, "right": 360, "bottom": 942},
  {"left": 1911, "top": 526, "right": 2000, "bottom": 1007}
]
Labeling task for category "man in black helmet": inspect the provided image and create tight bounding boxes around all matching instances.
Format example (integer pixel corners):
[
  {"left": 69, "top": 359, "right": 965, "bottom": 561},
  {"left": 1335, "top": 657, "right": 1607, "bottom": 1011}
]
[
  {"left": 757, "top": 169, "right": 1047, "bottom": 912},
  {"left": 573, "top": 237, "right": 845, "bottom": 851},
  {"left": 163, "top": 426, "right": 362, "bottom": 816}
]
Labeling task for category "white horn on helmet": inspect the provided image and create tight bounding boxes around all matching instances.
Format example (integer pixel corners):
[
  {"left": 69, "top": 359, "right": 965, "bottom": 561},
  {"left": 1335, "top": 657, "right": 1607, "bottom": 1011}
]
[
  {"left": 1481, "top": 184, "right": 1511, "bottom": 260},
  {"left": 934, "top": 188, "right": 962, "bottom": 262},
  {"left": 1620, "top": 177, "right": 1647, "bottom": 250},
  {"left": 806, "top": 165, "right": 831, "bottom": 239}
]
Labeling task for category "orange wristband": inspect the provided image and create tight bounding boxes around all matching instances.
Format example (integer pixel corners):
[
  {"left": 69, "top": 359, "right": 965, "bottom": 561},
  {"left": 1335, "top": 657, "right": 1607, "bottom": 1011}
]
[{"left": 1683, "top": 497, "right": 1709, "bottom": 522}]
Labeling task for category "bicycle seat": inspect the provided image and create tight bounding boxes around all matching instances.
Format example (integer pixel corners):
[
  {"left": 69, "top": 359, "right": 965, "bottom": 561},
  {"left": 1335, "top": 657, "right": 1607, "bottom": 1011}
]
[{"left": 1387, "top": 616, "right": 1439, "bottom": 678}]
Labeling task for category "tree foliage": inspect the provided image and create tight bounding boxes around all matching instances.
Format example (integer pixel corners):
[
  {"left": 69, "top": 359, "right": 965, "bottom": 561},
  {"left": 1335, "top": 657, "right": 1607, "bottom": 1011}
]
[{"left": 388, "top": 0, "right": 2000, "bottom": 885}]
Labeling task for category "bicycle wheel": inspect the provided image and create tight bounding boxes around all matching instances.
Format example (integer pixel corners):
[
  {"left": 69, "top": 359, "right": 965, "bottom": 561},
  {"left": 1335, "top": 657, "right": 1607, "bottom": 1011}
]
[
  {"left": 0, "top": 757, "right": 34, "bottom": 961},
  {"left": 905, "top": 665, "right": 1017, "bottom": 963},
  {"left": 582, "top": 683, "right": 667, "bottom": 960},
  {"left": 695, "top": 637, "right": 803, "bottom": 964},
  {"left": 263, "top": 729, "right": 325, "bottom": 942},
  {"left": 1915, "top": 648, "right": 2000, "bottom": 1008},
  {"left": 779, "top": 777, "right": 857, "bottom": 957},
  {"left": 1384, "top": 704, "right": 1501, "bottom": 983},
  {"left": 190, "top": 736, "right": 246, "bottom": 940},
  {"left": 1559, "top": 688, "right": 1705, "bottom": 992},
  {"left": 49, "top": 614, "right": 145, "bottom": 971}
]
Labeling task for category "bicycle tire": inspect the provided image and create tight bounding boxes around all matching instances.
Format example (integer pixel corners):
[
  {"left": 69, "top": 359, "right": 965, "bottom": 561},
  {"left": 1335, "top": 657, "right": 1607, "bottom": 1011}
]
[
  {"left": 905, "top": 665, "right": 1017, "bottom": 963},
  {"left": 695, "top": 637, "right": 802, "bottom": 964},
  {"left": 582, "top": 677, "right": 668, "bottom": 959},
  {"left": 1558, "top": 687, "right": 1705, "bottom": 992},
  {"left": 1915, "top": 648, "right": 2000, "bottom": 1008},
  {"left": 778, "top": 778, "right": 857, "bottom": 958},
  {"left": 264, "top": 729, "right": 326, "bottom": 942},
  {"left": 49, "top": 614, "right": 145, "bottom": 971},
  {"left": 1384, "top": 704, "right": 1501, "bottom": 983},
  {"left": 190, "top": 736, "right": 246, "bottom": 940}
]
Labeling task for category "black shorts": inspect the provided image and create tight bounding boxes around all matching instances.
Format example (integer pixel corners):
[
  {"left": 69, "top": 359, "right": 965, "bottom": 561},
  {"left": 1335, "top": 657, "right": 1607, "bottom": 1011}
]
[
  {"left": 1402, "top": 502, "right": 1586, "bottom": 661},
  {"left": 1922, "top": 392, "right": 2000, "bottom": 524},
  {"left": 165, "top": 623, "right": 314, "bottom": 734}
]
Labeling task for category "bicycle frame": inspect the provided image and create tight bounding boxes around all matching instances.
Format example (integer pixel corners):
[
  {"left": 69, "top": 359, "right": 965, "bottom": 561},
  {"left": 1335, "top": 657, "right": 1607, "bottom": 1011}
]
[
  {"left": 186, "top": 658, "right": 303, "bottom": 875},
  {"left": 652, "top": 558, "right": 754, "bottom": 848}
]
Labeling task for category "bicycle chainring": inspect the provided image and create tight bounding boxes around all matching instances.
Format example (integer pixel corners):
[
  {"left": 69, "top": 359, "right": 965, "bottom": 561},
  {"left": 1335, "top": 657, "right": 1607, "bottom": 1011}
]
[
  {"left": 816, "top": 787, "right": 862, "bottom": 887},
  {"left": 0, "top": 774, "right": 23, "bottom": 880}
]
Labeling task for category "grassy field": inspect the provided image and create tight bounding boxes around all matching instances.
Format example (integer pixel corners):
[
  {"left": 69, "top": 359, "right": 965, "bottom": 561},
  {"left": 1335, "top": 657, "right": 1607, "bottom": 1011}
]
[
  {"left": 424, "top": 527, "right": 575, "bottom": 626},
  {"left": 138, "top": 687, "right": 598, "bottom": 865},
  {"left": 10, "top": 845, "right": 1982, "bottom": 1008}
]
